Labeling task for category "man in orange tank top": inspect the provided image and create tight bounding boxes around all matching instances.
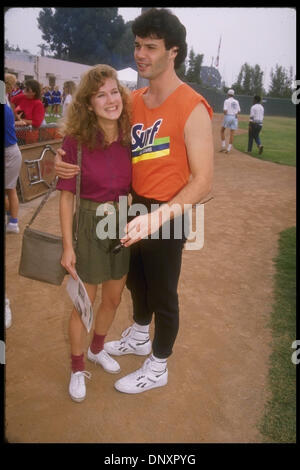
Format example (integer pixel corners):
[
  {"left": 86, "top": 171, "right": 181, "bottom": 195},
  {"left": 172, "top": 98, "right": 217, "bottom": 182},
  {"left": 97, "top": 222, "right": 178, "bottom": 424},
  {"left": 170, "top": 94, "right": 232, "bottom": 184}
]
[{"left": 55, "top": 8, "right": 214, "bottom": 394}]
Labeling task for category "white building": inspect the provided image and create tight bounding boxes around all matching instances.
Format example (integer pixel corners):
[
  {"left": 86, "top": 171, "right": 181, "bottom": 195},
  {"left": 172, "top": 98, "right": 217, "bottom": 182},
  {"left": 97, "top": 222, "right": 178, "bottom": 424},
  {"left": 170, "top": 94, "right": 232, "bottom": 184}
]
[{"left": 5, "top": 51, "right": 137, "bottom": 90}]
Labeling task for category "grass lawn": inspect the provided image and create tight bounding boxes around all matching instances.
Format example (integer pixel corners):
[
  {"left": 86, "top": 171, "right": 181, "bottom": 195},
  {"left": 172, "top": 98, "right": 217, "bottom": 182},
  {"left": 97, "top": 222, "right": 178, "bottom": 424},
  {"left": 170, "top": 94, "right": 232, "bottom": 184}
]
[
  {"left": 45, "top": 105, "right": 63, "bottom": 124},
  {"left": 234, "top": 116, "right": 296, "bottom": 167},
  {"left": 259, "top": 226, "right": 296, "bottom": 442}
]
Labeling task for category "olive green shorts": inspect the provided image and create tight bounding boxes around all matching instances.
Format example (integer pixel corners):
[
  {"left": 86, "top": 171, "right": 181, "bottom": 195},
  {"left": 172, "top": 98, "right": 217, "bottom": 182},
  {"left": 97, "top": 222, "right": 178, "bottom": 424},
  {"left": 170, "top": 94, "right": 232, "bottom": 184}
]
[{"left": 73, "top": 199, "right": 130, "bottom": 285}]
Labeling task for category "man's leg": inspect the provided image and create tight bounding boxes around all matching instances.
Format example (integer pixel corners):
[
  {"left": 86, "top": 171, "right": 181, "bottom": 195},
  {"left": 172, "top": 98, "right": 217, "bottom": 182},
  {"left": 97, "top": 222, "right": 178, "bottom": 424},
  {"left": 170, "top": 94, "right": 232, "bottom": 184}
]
[
  {"left": 104, "top": 242, "right": 153, "bottom": 356},
  {"left": 114, "top": 217, "right": 185, "bottom": 394},
  {"left": 220, "top": 126, "right": 226, "bottom": 151},
  {"left": 248, "top": 123, "right": 254, "bottom": 152},
  {"left": 253, "top": 124, "right": 263, "bottom": 153},
  {"left": 140, "top": 232, "right": 184, "bottom": 358}
]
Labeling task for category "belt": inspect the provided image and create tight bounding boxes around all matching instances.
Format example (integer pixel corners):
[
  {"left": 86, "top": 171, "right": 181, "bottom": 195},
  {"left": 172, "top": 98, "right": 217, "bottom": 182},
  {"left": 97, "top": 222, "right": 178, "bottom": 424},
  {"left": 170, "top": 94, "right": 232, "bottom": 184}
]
[{"left": 80, "top": 198, "right": 120, "bottom": 214}]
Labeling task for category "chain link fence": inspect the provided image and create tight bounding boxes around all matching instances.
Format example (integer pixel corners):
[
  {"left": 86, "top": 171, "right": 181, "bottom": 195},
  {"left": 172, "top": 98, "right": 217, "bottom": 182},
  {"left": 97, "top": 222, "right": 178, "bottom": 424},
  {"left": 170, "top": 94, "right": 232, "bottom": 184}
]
[
  {"left": 189, "top": 83, "right": 296, "bottom": 118},
  {"left": 15, "top": 123, "right": 62, "bottom": 146}
]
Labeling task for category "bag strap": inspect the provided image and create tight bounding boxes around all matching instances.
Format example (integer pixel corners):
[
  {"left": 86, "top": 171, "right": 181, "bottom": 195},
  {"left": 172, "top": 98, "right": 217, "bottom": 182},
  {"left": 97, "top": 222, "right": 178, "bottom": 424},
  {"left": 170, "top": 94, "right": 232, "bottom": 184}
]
[
  {"left": 27, "top": 143, "right": 82, "bottom": 241},
  {"left": 74, "top": 143, "right": 81, "bottom": 241}
]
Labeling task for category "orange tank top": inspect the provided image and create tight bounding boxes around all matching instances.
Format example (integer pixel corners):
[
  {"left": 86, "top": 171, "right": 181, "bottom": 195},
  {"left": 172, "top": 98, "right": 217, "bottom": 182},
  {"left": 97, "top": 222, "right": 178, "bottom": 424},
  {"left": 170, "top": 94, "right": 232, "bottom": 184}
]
[{"left": 131, "top": 83, "right": 213, "bottom": 201}]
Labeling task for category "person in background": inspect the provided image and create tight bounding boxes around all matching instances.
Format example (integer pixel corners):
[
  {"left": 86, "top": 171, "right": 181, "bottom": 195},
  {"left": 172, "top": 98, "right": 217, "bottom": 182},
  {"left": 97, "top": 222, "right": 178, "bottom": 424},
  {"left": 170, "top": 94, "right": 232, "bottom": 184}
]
[
  {"left": 4, "top": 77, "right": 26, "bottom": 222},
  {"left": 10, "top": 81, "right": 24, "bottom": 100},
  {"left": 43, "top": 86, "right": 53, "bottom": 116},
  {"left": 219, "top": 89, "right": 241, "bottom": 154},
  {"left": 42, "top": 86, "right": 49, "bottom": 114},
  {"left": 5, "top": 103, "right": 22, "bottom": 233},
  {"left": 10, "top": 79, "right": 45, "bottom": 128},
  {"left": 5, "top": 73, "right": 17, "bottom": 107},
  {"left": 56, "top": 65, "right": 132, "bottom": 403},
  {"left": 62, "top": 81, "right": 76, "bottom": 117},
  {"left": 52, "top": 85, "right": 62, "bottom": 117},
  {"left": 248, "top": 95, "right": 264, "bottom": 155}
]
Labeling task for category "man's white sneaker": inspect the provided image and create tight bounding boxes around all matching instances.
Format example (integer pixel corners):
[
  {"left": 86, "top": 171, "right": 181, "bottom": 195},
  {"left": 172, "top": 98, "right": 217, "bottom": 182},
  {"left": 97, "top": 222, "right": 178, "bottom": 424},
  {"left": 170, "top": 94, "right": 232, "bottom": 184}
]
[
  {"left": 6, "top": 222, "right": 20, "bottom": 234},
  {"left": 69, "top": 370, "right": 91, "bottom": 402},
  {"left": 5, "top": 298, "right": 12, "bottom": 329},
  {"left": 104, "top": 325, "right": 152, "bottom": 356},
  {"left": 87, "top": 348, "right": 120, "bottom": 374},
  {"left": 114, "top": 356, "right": 168, "bottom": 394}
]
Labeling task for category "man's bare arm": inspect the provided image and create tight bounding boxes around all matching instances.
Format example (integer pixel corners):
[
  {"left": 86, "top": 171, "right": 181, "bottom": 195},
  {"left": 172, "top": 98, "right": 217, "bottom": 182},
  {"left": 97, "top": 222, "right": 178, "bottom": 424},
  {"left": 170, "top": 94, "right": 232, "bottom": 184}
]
[
  {"left": 54, "top": 148, "right": 80, "bottom": 179},
  {"left": 165, "top": 101, "right": 214, "bottom": 212},
  {"left": 121, "top": 102, "right": 214, "bottom": 246}
]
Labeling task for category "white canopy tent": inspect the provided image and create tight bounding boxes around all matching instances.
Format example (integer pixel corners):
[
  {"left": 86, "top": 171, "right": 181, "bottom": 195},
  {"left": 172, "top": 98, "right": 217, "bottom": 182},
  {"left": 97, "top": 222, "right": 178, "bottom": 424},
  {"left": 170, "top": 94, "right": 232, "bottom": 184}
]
[{"left": 117, "top": 67, "right": 137, "bottom": 89}]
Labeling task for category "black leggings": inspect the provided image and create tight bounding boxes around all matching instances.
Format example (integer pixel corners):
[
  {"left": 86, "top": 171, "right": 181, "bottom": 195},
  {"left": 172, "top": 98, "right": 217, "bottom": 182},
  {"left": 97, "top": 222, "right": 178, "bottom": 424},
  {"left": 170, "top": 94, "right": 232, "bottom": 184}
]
[{"left": 126, "top": 192, "right": 186, "bottom": 359}]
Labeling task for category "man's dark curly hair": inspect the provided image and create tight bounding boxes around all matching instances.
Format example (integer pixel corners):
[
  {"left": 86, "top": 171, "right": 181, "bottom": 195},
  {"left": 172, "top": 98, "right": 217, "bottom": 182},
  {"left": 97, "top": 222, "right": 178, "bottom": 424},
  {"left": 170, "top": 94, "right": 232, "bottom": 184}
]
[{"left": 132, "top": 8, "right": 187, "bottom": 69}]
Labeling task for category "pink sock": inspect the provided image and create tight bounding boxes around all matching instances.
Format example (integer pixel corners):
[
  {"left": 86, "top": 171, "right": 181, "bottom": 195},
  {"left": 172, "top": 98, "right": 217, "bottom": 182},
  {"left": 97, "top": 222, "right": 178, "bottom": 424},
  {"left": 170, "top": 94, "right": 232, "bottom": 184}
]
[
  {"left": 71, "top": 353, "right": 85, "bottom": 373},
  {"left": 90, "top": 332, "right": 106, "bottom": 355}
]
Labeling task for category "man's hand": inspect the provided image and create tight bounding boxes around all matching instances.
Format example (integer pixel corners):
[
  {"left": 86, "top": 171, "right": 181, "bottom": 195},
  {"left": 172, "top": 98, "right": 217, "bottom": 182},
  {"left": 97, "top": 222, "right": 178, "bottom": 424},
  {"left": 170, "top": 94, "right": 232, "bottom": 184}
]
[
  {"left": 120, "top": 206, "right": 171, "bottom": 247},
  {"left": 55, "top": 148, "right": 80, "bottom": 179}
]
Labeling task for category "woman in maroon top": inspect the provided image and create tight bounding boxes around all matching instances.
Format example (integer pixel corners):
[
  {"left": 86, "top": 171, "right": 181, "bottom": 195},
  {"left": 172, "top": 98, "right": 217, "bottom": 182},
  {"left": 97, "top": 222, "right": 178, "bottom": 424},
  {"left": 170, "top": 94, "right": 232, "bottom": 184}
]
[
  {"left": 11, "top": 79, "right": 45, "bottom": 128},
  {"left": 56, "top": 64, "right": 132, "bottom": 402}
]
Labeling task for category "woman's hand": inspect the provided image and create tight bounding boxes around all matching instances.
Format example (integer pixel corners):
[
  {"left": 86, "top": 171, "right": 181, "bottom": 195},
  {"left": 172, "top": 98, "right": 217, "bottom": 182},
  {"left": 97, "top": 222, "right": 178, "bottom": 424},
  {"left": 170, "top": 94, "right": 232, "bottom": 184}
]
[
  {"left": 55, "top": 148, "right": 80, "bottom": 179},
  {"left": 14, "top": 120, "right": 26, "bottom": 126},
  {"left": 61, "top": 246, "right": 78, "bottom": 280}
]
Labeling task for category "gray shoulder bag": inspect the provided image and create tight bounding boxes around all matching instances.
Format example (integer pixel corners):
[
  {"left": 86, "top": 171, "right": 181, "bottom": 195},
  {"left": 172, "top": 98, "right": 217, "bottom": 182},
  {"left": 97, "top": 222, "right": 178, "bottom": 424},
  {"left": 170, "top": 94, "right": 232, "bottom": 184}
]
[{"left": 18, "top": 144, "right": 82, "bottom": 285}]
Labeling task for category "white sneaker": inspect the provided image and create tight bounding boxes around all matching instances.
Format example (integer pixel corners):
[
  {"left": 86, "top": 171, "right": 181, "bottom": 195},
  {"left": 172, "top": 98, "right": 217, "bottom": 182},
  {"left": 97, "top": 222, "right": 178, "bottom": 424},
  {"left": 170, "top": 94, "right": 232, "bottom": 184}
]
[
  {"left": 104, "top": 325, "right": 152, "bottom": 356},
  {"left": 114, "top": 356, "right": 168, "bottom": 394},
  {"left": 6, "top": 222, "right": 20, "bottom": 234},
  {"left": 69, "top": 370, "right": 91, "bottom": 402},
  {"left": 87, "top": 348, "right": 120, "bottom": 374},
  {"left": 5, "top": 298, "right": 12, "bottom": 329}
]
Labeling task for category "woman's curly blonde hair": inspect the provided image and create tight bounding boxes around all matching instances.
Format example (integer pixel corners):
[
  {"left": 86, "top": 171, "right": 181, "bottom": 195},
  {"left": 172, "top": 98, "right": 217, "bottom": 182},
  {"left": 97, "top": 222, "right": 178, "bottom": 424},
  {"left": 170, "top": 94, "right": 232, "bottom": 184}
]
[{"left": 59, "top": 64, "right": 132, "bottom": 150}]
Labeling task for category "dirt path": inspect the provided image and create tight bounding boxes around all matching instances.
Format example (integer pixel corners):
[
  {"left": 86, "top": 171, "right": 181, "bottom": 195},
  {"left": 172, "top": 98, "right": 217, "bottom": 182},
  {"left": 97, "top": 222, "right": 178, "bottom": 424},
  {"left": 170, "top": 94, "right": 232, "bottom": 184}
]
[{"left": 5, "top": 114, "right": 296, "bottom": 443}]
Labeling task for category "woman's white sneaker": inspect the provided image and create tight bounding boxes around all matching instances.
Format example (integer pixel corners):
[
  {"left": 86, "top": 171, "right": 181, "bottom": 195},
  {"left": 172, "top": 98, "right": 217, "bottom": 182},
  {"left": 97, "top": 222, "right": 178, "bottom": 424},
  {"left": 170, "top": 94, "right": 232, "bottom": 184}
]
[
  {"left": 104, "top": 325, "right": 152, "bottom": 356},
  {"left": 87, "top": 348, "right": 120, "bottom": 374},
  {"left": 5, "top": 298, "right": 12, "bottom": 329},
  {"left": 69, "top": 371, "right": 91, "bottom": 402},
  {"left": 114, "top": 356, "right": 168, "bottom": 394}
]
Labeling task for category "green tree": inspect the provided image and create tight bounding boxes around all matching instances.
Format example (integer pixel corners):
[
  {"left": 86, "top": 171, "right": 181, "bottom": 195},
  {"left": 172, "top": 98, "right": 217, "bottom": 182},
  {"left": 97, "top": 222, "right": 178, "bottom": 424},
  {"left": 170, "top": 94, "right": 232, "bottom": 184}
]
[
  {"left": 110, "top": 21, "right": 136, "bottom": 70},
  {"left": 5, "top": 39, "right": 31, "bottom": 54},
  {"left": 232, "top": 67, "right": 244, "bottom": 95},
  {"left": 185, "top": 48, "right": 203, "bottom": 84},
  {"left": 176, "top": 62, "right": 187, "bottom": 81},
  {"left": 242, "top": 63, "right": 252, "bottom": 95},
  {"left": 37, "top": 7, "right": 130, "bottom": 68},
  {"left": 232, "top": 63, "right": 265, "bottom": 96},
  {"left": 268, "top": 64, "right": 294, "bottom": 98},
  {"left": 5, "top": 40, "right": 20, "bottom": 52},
  {"left": 252, "top": 64, "right": 264, "bottom": 95}
]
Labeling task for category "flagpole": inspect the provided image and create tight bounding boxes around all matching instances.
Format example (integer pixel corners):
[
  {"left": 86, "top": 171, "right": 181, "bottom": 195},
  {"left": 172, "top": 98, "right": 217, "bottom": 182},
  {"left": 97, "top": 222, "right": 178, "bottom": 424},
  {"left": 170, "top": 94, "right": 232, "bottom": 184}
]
[{"left": 215, "top": 35, "right": 222, "bottom": 68}]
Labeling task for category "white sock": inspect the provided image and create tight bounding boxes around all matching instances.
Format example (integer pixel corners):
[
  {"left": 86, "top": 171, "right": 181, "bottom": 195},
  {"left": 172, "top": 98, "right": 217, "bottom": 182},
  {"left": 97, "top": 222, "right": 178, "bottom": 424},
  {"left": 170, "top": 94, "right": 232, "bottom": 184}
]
[
  {"left": 133, "top": 322, "right": 149, "bottom": 334},
  {"left": 222, "top": 140, "right": 226, "bottom": 148},
  {"left": 151, "top": 354, "right": 167, "bottom": 369},
  {"left": 227, "top": 144, "right": 232, "bottom": 151}
]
